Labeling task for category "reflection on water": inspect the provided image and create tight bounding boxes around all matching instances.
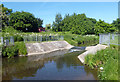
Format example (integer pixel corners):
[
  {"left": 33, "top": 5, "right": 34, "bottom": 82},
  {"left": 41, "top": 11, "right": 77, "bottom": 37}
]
[{"left": 2, "top": 50, "right": 98, "bottom": 80}]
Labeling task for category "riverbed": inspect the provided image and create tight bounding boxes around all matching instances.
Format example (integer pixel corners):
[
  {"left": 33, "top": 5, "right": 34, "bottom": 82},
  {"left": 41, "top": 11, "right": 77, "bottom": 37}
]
[{"left": 2, "top": 48, "right": 98, "bottom": 80}]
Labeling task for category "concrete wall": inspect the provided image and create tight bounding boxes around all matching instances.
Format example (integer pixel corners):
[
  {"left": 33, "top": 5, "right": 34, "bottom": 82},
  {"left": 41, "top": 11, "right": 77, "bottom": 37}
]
[
  {"left": 25, "top": 41, "right": 74, "bottom": 56},
  {"left": 78, "top": 44, "right": 108, "bottom": 64}
]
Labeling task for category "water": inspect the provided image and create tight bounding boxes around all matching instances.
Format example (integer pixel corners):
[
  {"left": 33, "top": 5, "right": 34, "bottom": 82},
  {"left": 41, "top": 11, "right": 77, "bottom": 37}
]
[{"left": 2, "top": 49, "right": 98, "bottom": 80}]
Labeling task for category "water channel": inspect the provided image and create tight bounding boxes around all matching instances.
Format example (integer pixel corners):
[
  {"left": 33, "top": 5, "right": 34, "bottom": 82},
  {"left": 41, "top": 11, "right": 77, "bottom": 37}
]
[{"left": 2, "top": 47, "right": 98, "bottom": 80}]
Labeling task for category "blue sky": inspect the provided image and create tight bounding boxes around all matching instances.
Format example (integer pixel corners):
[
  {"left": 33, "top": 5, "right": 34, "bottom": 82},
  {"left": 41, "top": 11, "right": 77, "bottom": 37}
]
[{"left": 3, "top": 2, "right": 118, "bottom": 27}]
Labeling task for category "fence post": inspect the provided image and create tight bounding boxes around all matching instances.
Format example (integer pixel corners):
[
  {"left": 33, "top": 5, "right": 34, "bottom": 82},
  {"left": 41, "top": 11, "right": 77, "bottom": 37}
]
[
  {"left": 24, "top": 36, "right": 25, "bottom": 43},
  {"left": 5, "top": 39, "right": 9, "bottom": 46},
  {"left": 1, "top": 37, "right": 3, "bottom": 44},
  {"left": 36, "top": 34, "right": 37, "bottom": 42},
  {"left": 46, "top": 36, "right": 47, "bottom": 41},
  {"left": 41, "top": 36, "right": 42, "bottom": 42},
  {"left": 108, "top": 33, "right": 110, "bottom": 46},
  {"left": 10, "top": 36, "right": 14, "bottom": 45},
  {"left": 99, "top": 34, "right": 101, "bottom": 44}
]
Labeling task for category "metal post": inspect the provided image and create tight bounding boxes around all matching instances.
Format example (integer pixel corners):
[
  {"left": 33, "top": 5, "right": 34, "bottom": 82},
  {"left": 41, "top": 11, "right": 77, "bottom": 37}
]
[
  {"left": 41, "top": 36, "right": 42, "bottom": 42},
  {"left": 10, "top": 36, "right": 14, "bottom": 45},
  {"left": 57, "top": 36, "right": 59, "bottom": 40},
  {"left": 53, "top": 36, "right": 54, "bottom": 41},
  {"left": 36, "top": 35, "right": 37, "bottom": 42},
  {"left": 108, "top": 33, "right": 110, "bottom": 46},
  {"left": 24, "top": 37, "right": 25, "bottom": 43},
  {"left": 99, "top": 34, "right": 101, "bottom": 44},
  {"left": 46, "top": 36, "right": 47, "bottom": 41},
  {"left": 1, "top": 37, "right": 3, "bottom": 44}
]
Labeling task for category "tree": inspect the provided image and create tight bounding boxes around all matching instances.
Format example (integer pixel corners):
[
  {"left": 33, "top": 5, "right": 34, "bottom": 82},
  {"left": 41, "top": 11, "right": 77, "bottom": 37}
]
[
  {"left": 52, "top": 13, "right": 117, "bottom": 35},
  {"left": 94, "top": 20, "right": 115, "bottom": 35},
  {"left": 46, "top": 24, "right": 51, "bottom": 29},
  {"left": 0, "top": 4, "right": 12, "bottom": 30},
  {"left": 36, "top": 18, "right": 43, "bottom": 27},
  {"left": 9, "top": 11, "right": 42, "bottom": 32},
  {"left": 52, "top": 13, "right": 62, "bottom": 32},
  {"left": 112, "top": 18, "right": 120, "bottom": 32}
]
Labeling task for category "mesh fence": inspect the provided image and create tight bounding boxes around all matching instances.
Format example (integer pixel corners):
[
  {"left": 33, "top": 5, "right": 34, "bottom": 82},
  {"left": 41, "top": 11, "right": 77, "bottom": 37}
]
[
  {"left": 23, "top": 35, "right": 64, "bottom": 43},
  {"left": 99, "top": 33, "right": 119, "bottom": 46},
  {"left": 0, "top": 35, "right": 64, "bottom": 46}
]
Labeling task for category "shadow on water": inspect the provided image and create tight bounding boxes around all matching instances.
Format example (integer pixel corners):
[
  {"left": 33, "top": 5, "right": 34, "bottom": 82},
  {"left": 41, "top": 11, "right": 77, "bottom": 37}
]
[{"left": 2, "top": 48, "right": 98, "bottom": 80}]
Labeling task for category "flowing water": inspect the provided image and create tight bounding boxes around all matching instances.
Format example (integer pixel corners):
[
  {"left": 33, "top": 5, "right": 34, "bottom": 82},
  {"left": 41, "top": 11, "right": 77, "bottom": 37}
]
[{"left": 2, "top": 48, "right": 98, "bottom": 80}]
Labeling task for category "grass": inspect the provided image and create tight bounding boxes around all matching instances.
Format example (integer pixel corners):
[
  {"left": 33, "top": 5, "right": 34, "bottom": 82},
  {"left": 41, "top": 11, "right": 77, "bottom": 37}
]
[
  {"left": 61, "top": 32, "right": 99, "bottom": 46},
  {"left": 85, "top": 45, "right": 118, "bottom": 80}
]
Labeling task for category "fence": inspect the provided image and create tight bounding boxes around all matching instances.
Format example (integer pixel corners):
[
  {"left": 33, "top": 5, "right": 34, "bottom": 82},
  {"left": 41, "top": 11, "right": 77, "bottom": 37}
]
[
  {"left": 0, "top": 36, "right": 14, "bottom": 46},
  {"left": 99, "top": 33, "right": 120, "bottom": 46},
  {"left": 23, "top": 35, "right": 64, "bottom": 43},
  {"left": 0, "top": 35, "right": 64, "bottom": 46}
]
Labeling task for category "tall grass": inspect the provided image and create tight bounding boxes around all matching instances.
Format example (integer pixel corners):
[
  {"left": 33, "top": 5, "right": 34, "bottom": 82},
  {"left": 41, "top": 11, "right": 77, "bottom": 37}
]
[{"left": 85, "top": 45, "right": 118, "bottom": 80}]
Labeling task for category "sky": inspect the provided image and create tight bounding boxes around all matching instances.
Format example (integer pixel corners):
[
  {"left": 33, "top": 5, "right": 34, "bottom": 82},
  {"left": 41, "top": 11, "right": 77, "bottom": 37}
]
[{"left": 2, "top": 2, "right": 118, "bottom": 27}]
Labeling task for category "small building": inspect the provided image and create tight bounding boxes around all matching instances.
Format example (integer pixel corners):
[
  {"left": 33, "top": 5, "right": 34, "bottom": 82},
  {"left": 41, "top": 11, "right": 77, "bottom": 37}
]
[{"left": 38, "top": 27, "right": 45, "bottom": 32}]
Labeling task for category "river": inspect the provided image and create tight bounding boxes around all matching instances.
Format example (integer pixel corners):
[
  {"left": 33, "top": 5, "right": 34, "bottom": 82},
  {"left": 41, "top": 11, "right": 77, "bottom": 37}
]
[{"left": 2, "top": 48, "right": 98, "bottom": 80}]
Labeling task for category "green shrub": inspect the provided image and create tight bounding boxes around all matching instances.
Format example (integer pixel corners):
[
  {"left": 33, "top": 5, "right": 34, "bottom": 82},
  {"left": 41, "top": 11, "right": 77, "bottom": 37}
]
[
  {"left": 14, "top": 35, "right": 24, "bottom": 42},
  {"left": 84, "top": 45, "right": 118, "bottom": 80},
  {"left": 2, "top": 45, "right": 19, "bottom": 58},
  {"left": 15, "top": 42, "right": 27, "bottom": 56},
  {"left": 2, "top": 42, "right": 27, "bottom": 58}
]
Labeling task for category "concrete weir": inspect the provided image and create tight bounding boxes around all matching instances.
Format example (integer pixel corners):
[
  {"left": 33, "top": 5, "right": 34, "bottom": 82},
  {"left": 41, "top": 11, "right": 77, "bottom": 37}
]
[
  {"left": 78, "top": 44, "right": 108, "bottom": 64},
  {"left": 25, "top": 41, "right": 74, "bottom": 56}
]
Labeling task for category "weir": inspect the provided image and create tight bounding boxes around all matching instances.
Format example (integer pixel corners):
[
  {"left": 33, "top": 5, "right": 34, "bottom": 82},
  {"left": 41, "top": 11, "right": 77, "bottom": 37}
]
[{"left": 25, "top": 41, "right": 74, "bottom": 56}]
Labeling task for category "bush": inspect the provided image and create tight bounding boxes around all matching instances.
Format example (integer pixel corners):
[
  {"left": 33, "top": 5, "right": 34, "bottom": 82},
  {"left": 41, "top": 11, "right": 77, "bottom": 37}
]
[
  {"left": 62, "top": 33, "right": 99, "bottom": 46},
  {"left": 15, "top": 42, "right": 27, "bottom": 56},
  {"left": 2, "top": 45, "right": 19, "bottom": 58},
  {"left": 14, "top": 35, "right": 24, "bottom": 42},
  {"left": 2, "top": 42, "right": 27, "bottom": 58}
]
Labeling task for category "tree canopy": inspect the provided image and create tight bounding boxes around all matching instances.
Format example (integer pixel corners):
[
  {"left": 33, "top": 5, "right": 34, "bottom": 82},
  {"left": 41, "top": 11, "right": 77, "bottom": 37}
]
[
  {"left": 52, "top": 13, "right": 117, "bottom": 35},
  {"left": 0, "top": 4, "right": 12, "bottom": 29},
  {"left": 112, "top": 18, "right": 120, "bottom": 32},
  {"left": 9, "top": 11, "right": 43, "bottom": 32},
  {"left": 52, "top": 13, "right": 97, "bottom": 35},
  {"left": 52, "top": 13, "right": 62, "bottom": 32}
]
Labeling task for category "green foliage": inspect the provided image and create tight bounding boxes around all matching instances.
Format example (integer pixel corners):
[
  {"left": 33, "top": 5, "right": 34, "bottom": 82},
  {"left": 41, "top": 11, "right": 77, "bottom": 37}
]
[
  {"left": 52, "top": 13, "right": 97, "bottom": 35},
  {"left": 2, "top": 42, "right": 27, "bottom": 58},
  {"left": 2, "top": 45, "right": 19, "bottom": 58},
  {"left": 52, "top": 13, "right": 117, "bottom": 35},
  {"left": 94, "top": 20, "right": 116, "bottom": 35},
  {"left": 112, "top": 18, "right": 120, "bottom": 32},
  {"left": 15, "top": 42, "right": 27, "bottom": 56},
  {"left": 36, "top": 18, "right": 43, "bottom": 27},
  {"left": 0, "top": 4, "right": 12, "bottom": 29},
  {"left": 45, "top": 24, "right": 51, "bottom": 31},
  {"left": 9, "top": 11, "right": 43, "bottom": 32},
  {"left": 85, "top": 45, "right": 118, "bottom": 80},
  {"left": 98, "top": 57, "right": 118, "bottom": 80},
  {"left": 52, "top": 13, "right": 62, "bottom": 32},
  {"left": 62, "top": 32, "right": 99, "bottom": 46},
  {"left": 2, "top": 27, "right": 24, "bottom": 42}
]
